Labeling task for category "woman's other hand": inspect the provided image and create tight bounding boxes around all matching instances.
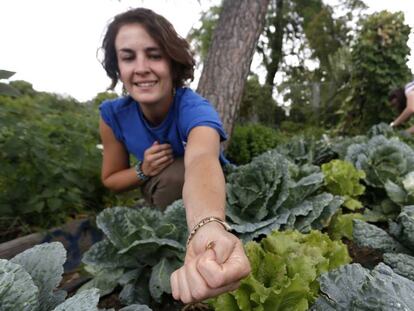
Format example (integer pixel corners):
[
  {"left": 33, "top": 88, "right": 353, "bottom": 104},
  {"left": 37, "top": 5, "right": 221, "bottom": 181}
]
[{"left": 142, "top": 141, "right": 174, "bottom": 176}]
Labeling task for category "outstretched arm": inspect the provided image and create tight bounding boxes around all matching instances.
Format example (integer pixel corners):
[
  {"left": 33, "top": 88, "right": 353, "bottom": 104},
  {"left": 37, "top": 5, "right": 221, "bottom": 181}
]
[
  {"left": 391, "top": 92, "right": 414, "bottom": 127},
  {"left": 170, "top": 126, "right": 250, "bottom": 304}
]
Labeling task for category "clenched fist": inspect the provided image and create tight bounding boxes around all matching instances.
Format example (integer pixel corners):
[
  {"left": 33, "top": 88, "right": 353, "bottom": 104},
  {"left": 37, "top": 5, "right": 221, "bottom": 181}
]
[{"left": 141, "top": 141, "right": 174, "bottom": 176}]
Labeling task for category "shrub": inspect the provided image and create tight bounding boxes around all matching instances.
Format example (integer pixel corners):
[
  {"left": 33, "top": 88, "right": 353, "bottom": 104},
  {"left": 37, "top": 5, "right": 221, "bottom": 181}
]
[
  {"left": 0, "top": 87, "right": 106, "bottom": 228},
  {"left": 226, "top": 123, "right": 286, "bottom": 164}
]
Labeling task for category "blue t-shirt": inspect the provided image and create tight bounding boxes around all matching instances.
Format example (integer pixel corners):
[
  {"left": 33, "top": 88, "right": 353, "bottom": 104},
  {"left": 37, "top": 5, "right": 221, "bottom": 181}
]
[{"left": 99, "top": 87, "right": 228, "bottom": 164}]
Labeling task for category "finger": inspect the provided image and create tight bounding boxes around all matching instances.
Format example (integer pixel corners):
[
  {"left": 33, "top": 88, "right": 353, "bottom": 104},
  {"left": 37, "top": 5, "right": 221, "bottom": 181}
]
[
  {"left": 202, "top": 280, "right": 241, "bottom": 299},
  {"left": 149, "top": 149, "right": 173, "bottom": 162},
  {"left": 177, "top": 267, "right": 192, "bottom": 304},
  {"left": 184, "top": 258, "right": 241, "bottom": 303},
  {"left": 150, "top": 157, "right": 174, "bottom": 174},
  {"left": 212, "top": 237, "right": 236, "bottom": 265},
  {"left": 152, "top": 154, "right": 174, "bottom": 167},
  {"left": 197, "top": 245, "right": 251, "bottom": 288},
  {"left": 147, "top": 143, "right": 172, "bottom": 154},
  {"left": 184, "top": 255, "right": 210, "bottom": 302},
  {"left": 170, "top": 270, "right": 180, "bottom": 300}
]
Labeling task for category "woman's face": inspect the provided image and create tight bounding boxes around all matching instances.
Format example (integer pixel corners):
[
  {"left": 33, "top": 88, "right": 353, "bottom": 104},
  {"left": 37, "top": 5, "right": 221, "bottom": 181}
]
[{"left": 115, "top": 23, "right": 173, "bottom": 109}]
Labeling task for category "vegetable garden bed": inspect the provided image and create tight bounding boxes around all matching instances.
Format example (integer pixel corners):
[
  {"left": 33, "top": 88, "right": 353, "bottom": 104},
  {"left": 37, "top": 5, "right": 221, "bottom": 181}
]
[{"left": 2, "top": 124, "right": 414, "bottom": 310}]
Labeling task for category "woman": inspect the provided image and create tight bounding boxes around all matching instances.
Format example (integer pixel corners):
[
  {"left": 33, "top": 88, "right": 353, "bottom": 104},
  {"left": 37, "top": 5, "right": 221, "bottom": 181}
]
[
  {"left": 98, "top": 8, "right": 250, "bottom": 304},
  {"left": 389, "top": 80, "right": 414, "bottom": 134}
]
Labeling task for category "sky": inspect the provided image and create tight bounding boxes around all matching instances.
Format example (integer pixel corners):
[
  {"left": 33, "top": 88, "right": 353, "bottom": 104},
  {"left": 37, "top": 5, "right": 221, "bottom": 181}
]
[{"left": 0, "top": 0, "right": 413, "bottom": 102}]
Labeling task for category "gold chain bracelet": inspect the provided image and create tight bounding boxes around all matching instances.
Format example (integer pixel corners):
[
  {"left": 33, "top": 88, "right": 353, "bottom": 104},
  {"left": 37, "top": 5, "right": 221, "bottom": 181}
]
[{"left": 186, "top": 216, "right": 232, "bottom": 246}]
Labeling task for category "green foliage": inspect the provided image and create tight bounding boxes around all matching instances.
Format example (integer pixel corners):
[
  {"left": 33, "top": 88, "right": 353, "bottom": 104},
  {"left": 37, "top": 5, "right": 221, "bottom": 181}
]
[
  {"left": 312, "top": 263, "right": 414, "bottom": 310},
  {"left": 0, "top": 242, "right": 109, "bottom": 311},
  {"left": 226, "top": 150, "right": 343, "bottom": 241},
  {"left": 0, "top": 87, "right": 106, "bottom": 228},
  {"left": 211, "top": 230, "right": 351, "bottom": 311},
  {"left": 9, "top": 80, "right": 36, "bottom": 97},
  {"left": 328, "top": 211, "right": 364, "bottom": 241},
  {"left": 340, "top": 11, "right": 412, "bottom": 132},
  {"left": 90, "top": 91, "right": 118, "bottom": 108},
  {"left": 345, "top": 135, "right": 414, "bottom": 189},
  {"left": 187, "top": 5, "right": 222, "bottom": 61},
  {"left": 0, "top": 70, "right": 20, "bottom": 97},
  {"left": 226, "top": 123, "right": 286, "bottom": 165},
  {"left": 238, "top": 75, "right": 284, "bottom": 126},
  {"left": 322, "top": 159, "right": 365, "bottom": 210},
  {"left": 81, "top": 202, "right": 187, "bottom": 308},
  {"left": 354, "top": 206, "right": 414, "bottom": 255}
]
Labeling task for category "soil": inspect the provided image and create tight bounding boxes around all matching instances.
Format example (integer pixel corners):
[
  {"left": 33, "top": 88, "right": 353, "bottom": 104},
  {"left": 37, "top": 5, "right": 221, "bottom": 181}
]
[
  {"left": 343, "top": 238, "right": 383, "bottom": 269},
  {"left": 97, "top": 291, "right": 211, "bottom": 311}
]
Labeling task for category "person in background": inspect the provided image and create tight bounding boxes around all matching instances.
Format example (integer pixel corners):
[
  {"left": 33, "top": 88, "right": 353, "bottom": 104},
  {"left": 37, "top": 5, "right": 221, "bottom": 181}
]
[
  {"left": 389, "top": 80, "right": 414, "bottom": 134},
  {"left": 98, "top": 7, "right": 250, "bottom": 304}
]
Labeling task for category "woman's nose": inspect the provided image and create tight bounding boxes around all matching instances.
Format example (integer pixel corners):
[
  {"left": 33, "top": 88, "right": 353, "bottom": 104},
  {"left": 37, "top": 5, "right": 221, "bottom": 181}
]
[{"left": 134, "top": 57, "right": 150, "bottom": 74}]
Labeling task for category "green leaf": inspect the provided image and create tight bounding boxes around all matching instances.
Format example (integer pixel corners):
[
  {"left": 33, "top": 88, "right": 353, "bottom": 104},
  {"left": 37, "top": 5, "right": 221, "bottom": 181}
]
[
  {"left": 82, "top": 239, "right": 138, "bottom": 270},
  {"left": 385, "top": 179, "right": 408, "bottom": 205},
  {"left": 0, "top": 259, "right": 39, "bottom": 311},
  {"left": 328, "top": 212, "right": 364, "bottom": 240},
  {"left": 78, "top": 268, "right": 123, "bottom": 297},
  {"left": 353, "top": 219, "right": 408, "bottom": 253},
  {"left": 0, "top": 70, "right": 15, "bottom": 79},
  {"left": 0, "top": 83, "right": 20, "bottom": 97},
  {"left": 212, "top": 230, "right": 350, "bottom": 310},
  {"left": 211, "top": 293, "right": 240, "bottom": 311},
  {"left": 11, "top": 242, "right": 67, "bottom": 310},
  {"left": 52, "top": 288, "right": 100, "bottom": 311},
  {"left": 343, "top": 197, "right": 363, "bottom": 211},
  {"left": 264, "top": 275, "right": 310, "bottom": 311},
  {"left": 149, "top": 257, "right": 180, "bottom": 302}
]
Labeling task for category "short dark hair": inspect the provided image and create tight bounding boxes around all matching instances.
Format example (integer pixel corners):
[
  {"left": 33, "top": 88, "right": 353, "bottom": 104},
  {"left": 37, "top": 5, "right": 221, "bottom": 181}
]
[
  {"left": 101, "top": 8, "right": 195, "bottom": 89},
  {"left": 388, "top": 87, "right": 407, "bottom": 113}
]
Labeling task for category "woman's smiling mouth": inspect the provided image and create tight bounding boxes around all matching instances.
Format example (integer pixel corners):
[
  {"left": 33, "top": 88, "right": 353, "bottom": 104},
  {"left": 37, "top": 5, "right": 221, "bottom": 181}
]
[{"left": 135, "top": 81, "right": 157, "bottom": 87}]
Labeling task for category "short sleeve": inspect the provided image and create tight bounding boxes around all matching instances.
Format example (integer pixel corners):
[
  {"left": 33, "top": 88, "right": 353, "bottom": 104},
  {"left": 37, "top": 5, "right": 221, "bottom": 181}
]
[
  {"left": 99, "top": 100, "right": 124, "bottom": 142},
  {"left": 179, "top": 90, "right": 227, "bottom": 142}
]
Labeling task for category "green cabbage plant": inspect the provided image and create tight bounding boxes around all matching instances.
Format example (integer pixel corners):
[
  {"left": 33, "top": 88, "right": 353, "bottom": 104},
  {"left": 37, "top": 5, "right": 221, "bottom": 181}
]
[
  {"left": 0, "top": 242, "right": 130, "bottom": 311},
  {"left": 226, "top": 150, "right": 343, "bottom": 241},
  {"left": 211, "top": 230, "right": 351, "bottom": 311},
  {"left": 81, "top": 201, "right": 187, "bottom": 308}
]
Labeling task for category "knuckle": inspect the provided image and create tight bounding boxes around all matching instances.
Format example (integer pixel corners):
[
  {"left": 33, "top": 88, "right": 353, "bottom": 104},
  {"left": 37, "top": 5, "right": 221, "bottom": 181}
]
[
  {"left": 191, "top": 288, "right": 207, "bottom": 301},
  {"left": 181, "top": 294, "right": 192, "bottom": 304},
  {"left": 196, "top": 258, "right": 206, "bottom": 271},
  {"left": 211, "top": 275, "right": 225, "bottom": 288}
]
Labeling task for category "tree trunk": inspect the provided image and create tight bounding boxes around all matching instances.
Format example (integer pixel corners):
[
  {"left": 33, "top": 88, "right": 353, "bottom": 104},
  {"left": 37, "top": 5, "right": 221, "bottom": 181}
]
[
  {"left": 265, "top": 0, "right": 285, "bottom": 88},
  {"left": 196, "top": 0, "right": 270, "bottom": 143}
]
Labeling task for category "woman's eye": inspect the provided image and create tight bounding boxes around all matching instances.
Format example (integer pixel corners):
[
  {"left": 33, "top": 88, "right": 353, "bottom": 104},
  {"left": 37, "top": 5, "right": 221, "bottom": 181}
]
[
  {"left": 149, "top": 54, "right": 162, "bottom": 60},
  {"left": 120, "top": 56, "right": 134, "bottom": 62}
]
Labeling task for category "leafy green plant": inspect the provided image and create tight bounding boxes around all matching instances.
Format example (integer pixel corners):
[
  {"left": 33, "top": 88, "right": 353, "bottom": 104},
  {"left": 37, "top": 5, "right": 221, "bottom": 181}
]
[
  {"left": 384, "top": 171, "right": 414, "bottom": 207},
  {"left": 339, "top": 11, "right": 412, "bottom": 133},
  {"left": 0, "top": 70, "right": 20, "bottom": 96},
  {"left": 321, "top": 159, "right": 365, "bottom": 210},
  {"left": 311, "top": 263, "right": 414, "bottom": 310},
  {"left": 81, "top": 201, "right": 187, "bottom": 308},
  {"left": 0, "top": 242, "right": 116, "bottom": 311},
  {"left": 345, "top": 135, "right": 414, "bottom": 189},
  {"left": 353, "top": 205, "right": 414, "bottom": 282},
  {"left": 327, "top": 211, "right": 364, "bottom": 241},
  {"left": 226, "top": 150, "right": 343, "bottom": 241},
  {"left": 0, "top": 86, "right": 107, "bottom": 228},
  {"left": 211, "top": 230, "right": 351, "bottom": 311},
  {"left": 226, "top": 123, "right": 286, "bottom": 165}
]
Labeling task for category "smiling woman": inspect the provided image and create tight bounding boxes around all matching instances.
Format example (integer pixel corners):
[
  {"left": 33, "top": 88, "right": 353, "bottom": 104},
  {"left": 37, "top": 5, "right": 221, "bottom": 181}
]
[{"left": 97, "top": 7, "right": 251, "bottom": 305}]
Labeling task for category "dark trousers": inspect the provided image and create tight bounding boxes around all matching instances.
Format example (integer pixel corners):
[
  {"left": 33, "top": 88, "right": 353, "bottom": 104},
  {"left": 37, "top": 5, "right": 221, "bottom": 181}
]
[{"left": 141, "top": 157, "right": 185, "bottom": 209}]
